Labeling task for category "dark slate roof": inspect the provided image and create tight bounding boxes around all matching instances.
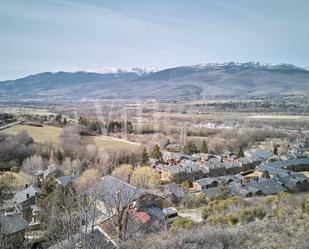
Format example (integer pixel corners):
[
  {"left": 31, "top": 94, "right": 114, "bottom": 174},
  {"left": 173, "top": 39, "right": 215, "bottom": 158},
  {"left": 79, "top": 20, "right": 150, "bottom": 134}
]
[
  {"left": 194, "top": 177, "right": 219, "bottom": 186},
  {"left": 276, "top": 175, "right": 309, "bottom": 189},
  {"left": 14, "top": 185, "right": 42, "bottom": 204},
  {"left": 262, "top": 158, "right": 309, "bottom": 170},
  {"left": 97, "top": 175, "right": 144, "bottom": 208},
  {"left": 163, "top": 183, "right": 185, "bottom": 198},
  {"left": 163, "top": 162, "right": 201, "bottom": 174},
  {"left": 259, "top": 158, "right": 309, "bottom": 177},
  {"left": 48, "top": 227, "right": 116, "bottom": 249},
  {"left": 56, "top": 173, "right": 80, "bottom": 187},
  {"left": 201, "top": 187, "right": 221, "bottom": 197},
  {"left": 0, "top": 214, "right": 28, "bottom": 235},
  {"left": 83, "top": 228, "right": 117, "bottom": 249},
  {"left": 244, "top": 179, "right": 286, "bottom": 195},
  {"left": 223, "top": 162, "right": 240, "bottom": 169},
  {"left": 252, "top": 150, "right": 273, "bottom": 160}
]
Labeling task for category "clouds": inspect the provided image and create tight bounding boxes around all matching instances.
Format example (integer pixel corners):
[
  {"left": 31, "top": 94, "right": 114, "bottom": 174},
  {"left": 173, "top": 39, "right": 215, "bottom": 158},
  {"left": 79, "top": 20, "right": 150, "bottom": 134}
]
[{"left": 0, "top": 0, "right": 308, "bottom": 80}]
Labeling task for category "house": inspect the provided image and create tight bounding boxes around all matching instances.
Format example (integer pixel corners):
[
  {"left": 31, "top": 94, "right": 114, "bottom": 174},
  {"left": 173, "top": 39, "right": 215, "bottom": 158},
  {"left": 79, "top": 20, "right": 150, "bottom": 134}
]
[
  {"left": 13, "top": 185, "right": 42, "bottom": 220},
  {"left": 36, "top": 163, "right": 57, "bottom": 180},
  {"left": 237, "top": 157, "right": 260, "bottom": 170},
  {"left": 157, "top": 162, "right": 206, "bottom": 182},
  {"left": 230, "top": 178, "right": 287, "bottom": 197},
  {"left": 276, "top": 175, "right": 309, "bottom": 192},
  {"left": 0, "top": 213, "right": 28, "bottom": 249},
  {"left": 56, "top": 173, "right": 80, "bottom": 187},
  {"left": 193, "top": 177, "right": 219, "bottom": 191},
  {"left": 202, "top": 162, "right": 226, "bottom": 177},
  {"left": 148, "top": 183, "right": 185, "bottom": 207},
  {"left": 162, "top": 151, "right": 185, "bottom": 165},
  {"left": 93, "top": 176, "right": 167, "bottom": 240},
  {"left": 258, "top": 158, "right": 309, "bottom": 178},
  {"left": 48, "top": 226, "right": 117, "bottom": 249},
  {"left": 224, "top": 162, "right": 244, "bottom": 175},
  {"left": 201, "top": 187, "right": 222, "bottom": 200},
  {"left": 245, "top": 149, "right": 273, "bottom": 161},
  {"left": 163, "top": 183, "right": 185, "bottom": 200},
  {"left": 99, "top": 204, "right": 166, "bottom": 241},
  {"left": 165, "top": 144, "right": 183, "bottom": 152}
]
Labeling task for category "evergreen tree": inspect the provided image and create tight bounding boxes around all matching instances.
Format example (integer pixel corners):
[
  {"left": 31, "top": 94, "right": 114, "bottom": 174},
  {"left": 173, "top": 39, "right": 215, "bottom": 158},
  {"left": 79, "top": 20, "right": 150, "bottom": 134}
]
[
  {"left": 151, "top": 144, "right": 163, "bottom": 161},
  {"left": 141, "top": 147, "right": 149, "bottom": 165},
  {"left": 262, "top": 170, "right": 271, "bottom": 179},
  {"left": 305, "top": 137, "right": 309, "bottom": 148},
  {"left": 55, "top": 149, "right": 64, "bottom": 164},
  {"left": 237, "top": 146, "right": 244, "bottom": 158},
  {"left": 273, "top": 144, "right": 278, "bottom": 155},
  {"left": 200, "top": 139, "right": 208, "bottom": 153},
  {"left": 183, "top": 141, "right": 198, "bottom": 155},
  {"left": 55, "top": 114, "right": 62, "bottom": 122}
]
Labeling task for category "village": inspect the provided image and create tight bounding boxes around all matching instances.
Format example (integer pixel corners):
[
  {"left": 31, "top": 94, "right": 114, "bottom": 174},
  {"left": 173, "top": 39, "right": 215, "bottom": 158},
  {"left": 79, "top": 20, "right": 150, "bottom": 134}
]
[{"left": 1, "top": 132, "right": 309, "bottom": 249}]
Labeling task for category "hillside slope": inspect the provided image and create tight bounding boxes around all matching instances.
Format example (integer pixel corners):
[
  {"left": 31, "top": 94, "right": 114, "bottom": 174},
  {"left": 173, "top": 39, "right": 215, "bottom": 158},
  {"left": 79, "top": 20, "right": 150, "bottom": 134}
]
[{"left": 1, "top": 62, "right": 308, "bottom": 101}]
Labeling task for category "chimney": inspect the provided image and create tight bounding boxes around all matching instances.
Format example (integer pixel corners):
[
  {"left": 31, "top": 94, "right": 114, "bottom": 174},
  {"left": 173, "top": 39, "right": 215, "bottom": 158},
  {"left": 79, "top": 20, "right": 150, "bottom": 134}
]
[
  {"left": 25, "top": 184, "right": 28, "bottom": 188},
  {"left": 26, "top": 193, "right": 30, "bottom": 199}
]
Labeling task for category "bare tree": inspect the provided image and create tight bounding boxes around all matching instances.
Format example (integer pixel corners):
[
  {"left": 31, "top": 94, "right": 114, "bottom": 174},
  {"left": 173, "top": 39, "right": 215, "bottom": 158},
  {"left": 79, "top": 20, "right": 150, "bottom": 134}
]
[
  {"left": 21, "top": 154, "right": 44, "bottom": 175},
  {"left": 60, "top": 125, "right": 82, "bottom": 158}
]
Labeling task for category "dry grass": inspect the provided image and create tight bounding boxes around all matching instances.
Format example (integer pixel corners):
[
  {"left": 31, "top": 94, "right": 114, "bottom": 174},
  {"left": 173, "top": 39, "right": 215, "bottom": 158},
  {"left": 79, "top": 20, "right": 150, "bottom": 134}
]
[
  {"left": 0, "top": 171, "right": 34, "bottom": 190},
  {"left": 82, "top": 135, "right": 138, "bottom": 149},
  {"left": 247, "top": 115, "right": 309, "bottom": 120},
  {"left": 2, "top": 124, "right": 63, "bottom": 144},
  {"left": 300, "top": 171, "right": 309, "bottom": 177}
]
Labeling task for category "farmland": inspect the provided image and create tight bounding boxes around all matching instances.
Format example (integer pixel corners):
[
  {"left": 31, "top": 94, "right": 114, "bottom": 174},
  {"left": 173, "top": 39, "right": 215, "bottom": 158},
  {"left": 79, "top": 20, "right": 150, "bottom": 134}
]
[
  {"left": 2, "top": 124, "right": 62, "bottom": 144},
  {"left": 1, "top": 124, "right": 138, "bottom": 149}
]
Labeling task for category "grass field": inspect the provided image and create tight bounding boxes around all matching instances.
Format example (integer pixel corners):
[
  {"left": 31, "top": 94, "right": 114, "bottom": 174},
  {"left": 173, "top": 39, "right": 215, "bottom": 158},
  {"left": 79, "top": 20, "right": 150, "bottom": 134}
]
[
  {"left": 0, "top": 107, "right": 57, "bottom": 116},
  {"left": 82, "top": 135, "right": 138, "bottom": 149},
  {"left": 247, "top": 115, "right": 309, "bottom": 120},
  {"left": 2, "top": 124, "right": 62, "bottom": 144},
  {"left": 2, "top": 124, "right": 137, "bottom": 149}
]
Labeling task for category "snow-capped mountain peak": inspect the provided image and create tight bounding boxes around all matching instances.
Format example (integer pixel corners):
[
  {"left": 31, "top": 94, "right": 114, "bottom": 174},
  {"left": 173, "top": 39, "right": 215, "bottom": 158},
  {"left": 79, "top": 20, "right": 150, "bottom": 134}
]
[{"left": 84, "top": 67, "right": 158, "bottom": 75}]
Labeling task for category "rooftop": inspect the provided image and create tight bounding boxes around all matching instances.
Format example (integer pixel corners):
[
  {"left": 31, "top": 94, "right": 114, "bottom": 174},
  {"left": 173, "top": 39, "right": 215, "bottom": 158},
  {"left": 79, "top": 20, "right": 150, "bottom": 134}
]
[
  {"left": 0, "top": 213, "right": 28, "bottom": 235},
  {"left": 14, "top": 185, "right": 42, "bottom": 204}
]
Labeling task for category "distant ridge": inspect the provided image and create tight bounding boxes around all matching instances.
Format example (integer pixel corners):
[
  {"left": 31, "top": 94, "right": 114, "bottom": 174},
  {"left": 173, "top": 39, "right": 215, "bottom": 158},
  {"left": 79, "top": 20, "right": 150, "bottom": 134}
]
[{"left": 0, "top": 62, "right": 308, "bottom": 102}]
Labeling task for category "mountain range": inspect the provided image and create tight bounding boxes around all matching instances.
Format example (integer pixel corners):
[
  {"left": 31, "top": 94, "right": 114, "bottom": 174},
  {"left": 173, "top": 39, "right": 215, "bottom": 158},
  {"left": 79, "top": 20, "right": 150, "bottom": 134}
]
[{"left": 0, "top": 62, "right": 309, "bottom": 102}]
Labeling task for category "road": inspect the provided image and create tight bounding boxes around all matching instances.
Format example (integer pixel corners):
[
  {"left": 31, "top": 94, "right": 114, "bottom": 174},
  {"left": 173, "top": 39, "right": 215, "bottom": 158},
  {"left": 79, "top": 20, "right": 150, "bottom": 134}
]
[
  {"left": 99, "top": 135, "right": 140, "bottom": 146},
  {"left": 0, "top": 121, "right": 22, "bottom": 131}
]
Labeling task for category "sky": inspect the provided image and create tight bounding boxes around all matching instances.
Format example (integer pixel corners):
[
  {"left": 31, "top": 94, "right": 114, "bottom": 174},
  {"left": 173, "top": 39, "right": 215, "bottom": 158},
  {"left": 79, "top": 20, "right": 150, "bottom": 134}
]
[{"left": 0, "top": 0, "right": 309, "bottom": 80}]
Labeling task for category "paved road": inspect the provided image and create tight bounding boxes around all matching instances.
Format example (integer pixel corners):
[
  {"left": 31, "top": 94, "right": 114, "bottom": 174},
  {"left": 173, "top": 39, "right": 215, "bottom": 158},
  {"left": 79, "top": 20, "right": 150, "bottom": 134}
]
[{"left": 0, "top": 121, "right": 22, "bottom": 131}]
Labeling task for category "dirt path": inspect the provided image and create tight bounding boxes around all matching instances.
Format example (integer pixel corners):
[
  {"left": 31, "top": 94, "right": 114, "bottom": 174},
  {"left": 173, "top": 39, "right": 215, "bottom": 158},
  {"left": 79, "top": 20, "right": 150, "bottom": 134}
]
[
  {"left": 178, "top": 209, "right": 203, "bottom": 223},
  {"left": 99, "top": 135, "right": 140, "bottom": 146},
  {"left": 0, "top": 121, "right": 22, "bottom": 131}
]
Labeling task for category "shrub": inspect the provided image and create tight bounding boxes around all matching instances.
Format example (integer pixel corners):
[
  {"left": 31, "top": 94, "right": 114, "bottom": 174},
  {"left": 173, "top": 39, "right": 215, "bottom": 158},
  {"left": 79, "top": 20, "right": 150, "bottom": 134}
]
[
  {"left": 300, "top": 196, "right": 309, "bottom": 215},
  {"left": 253, "top": 207, "right": 266, "bottom": 220},
  {"left": 197, "top": 192, "right": 207, "bottom": 205},
  {"left": 206, "top": 214, "right": 238, "bottom": 226},
  {"left": 263, "top": 195, "right": 276, "bottom": 205},
  {"left": 201, "top": 207, "right": 212, "bottom": 220},
  {"left": 237, "top": 208, "right": 254, "bottom": 223},
  {"left": 226, "top": 214, "right": 239, "bottom": 225},
  {"left": 182, "top": 194, "right": 200, "bottom": 209},
  {"left": 171, "top": 218, "right": 193, "bottom": 232}
]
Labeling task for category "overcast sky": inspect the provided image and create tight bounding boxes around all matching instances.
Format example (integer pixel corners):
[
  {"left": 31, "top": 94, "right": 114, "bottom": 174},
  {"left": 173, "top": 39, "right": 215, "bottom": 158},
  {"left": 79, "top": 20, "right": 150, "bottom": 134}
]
[{"left": 0, "top": 0, "right": 308, "bottom": 80}]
